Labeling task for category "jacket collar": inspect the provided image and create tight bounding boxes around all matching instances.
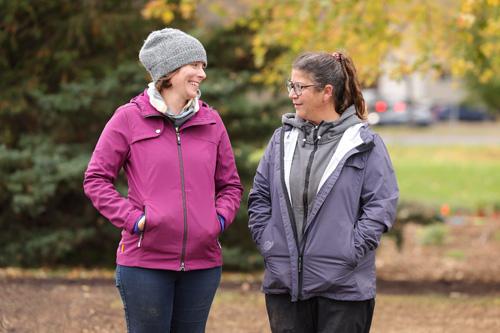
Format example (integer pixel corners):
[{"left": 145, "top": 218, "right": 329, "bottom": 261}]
[
  {"left": 131, "top": 89, "right": 216, "bottom": 127},
  {"left": 146, "top": 82, "right": 200, "bottom": 117},
  {"left": 282, "top": 123, "right": 374, "bottom": 201},
  {"left": 279, "top": 122, "right": 375, "bottom": 244}
]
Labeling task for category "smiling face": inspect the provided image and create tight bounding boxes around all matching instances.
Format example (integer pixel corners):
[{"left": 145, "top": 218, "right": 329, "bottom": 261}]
[
  {"left": 168, "top": 61, "right": 206, "bottom": 100},
  {"left": 289, "top": 69, "right": 327, "bottom": 123}
]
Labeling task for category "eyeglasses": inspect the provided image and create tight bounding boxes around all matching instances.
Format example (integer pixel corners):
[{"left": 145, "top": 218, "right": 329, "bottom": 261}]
[{"left": 286, "top": 80, "right": 317, "bottom": 96}]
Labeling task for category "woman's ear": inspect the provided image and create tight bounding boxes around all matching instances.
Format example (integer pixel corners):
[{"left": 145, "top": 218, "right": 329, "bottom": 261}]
[{"left": 323, "top": 84, "right": 334, "bottom": 103}]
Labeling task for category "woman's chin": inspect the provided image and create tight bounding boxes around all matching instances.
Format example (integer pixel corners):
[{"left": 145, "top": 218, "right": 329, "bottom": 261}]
[
  {"left": 295, "top": 109, "right": 306, "bottom": 118},
  {"left": 183, "top": 86, "right": 198, "bottom": 99}
]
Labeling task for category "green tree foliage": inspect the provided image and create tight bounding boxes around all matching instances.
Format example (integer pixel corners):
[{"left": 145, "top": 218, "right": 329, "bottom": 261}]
[
  {"left": 0, "top": 0, "right": 162, "bottom": 266},
  {"left": 458, "top": 0, "right": 500, "bottom": 112},
  {"left": 0, "top": 0, "right": 287, "bottom": 269},
  {"left": 6, "top": 0, "right": 493, "bottom": 268},
  {"left": 146, "top": 0, "right": 499, "bottom": 110},
  {"left": 201, "top": 23, "right": 289, "bottom": 267},
  {"left": 465, "top": 76, "right": 500, "bottom": 111},
  {"left": 256, "top": 0, "right": 499, "bottom": 90}
]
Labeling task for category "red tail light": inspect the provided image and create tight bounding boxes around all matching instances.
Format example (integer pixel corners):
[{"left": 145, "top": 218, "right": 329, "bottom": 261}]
[
  {"left": 394, "top": 102, "right": 406, "bottom": 112},
  {"left": 375, "top": 101, "right": 387, "bottom": 113}
]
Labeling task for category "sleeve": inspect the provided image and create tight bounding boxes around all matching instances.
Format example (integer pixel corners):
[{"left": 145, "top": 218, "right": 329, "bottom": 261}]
[
  {"left": 247, "top": 130, "right": 278, "bottom": 246},
  {"left": 217, "top": 214, "right": 225, "bottom": 232},
  {"left": 353, "top": 135, "right": 399, "bottom": 261},
  {"left": 83, "top": 107, "right": 144, "bottom": 234},
  {"left": 213, "top": 119, "right": 244, "bottom": 228}
]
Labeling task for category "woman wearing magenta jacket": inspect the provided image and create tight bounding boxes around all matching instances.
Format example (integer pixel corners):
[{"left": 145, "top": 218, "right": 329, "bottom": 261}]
[{"left": 84, "top": 28, "right": 243, "bottom": 332}]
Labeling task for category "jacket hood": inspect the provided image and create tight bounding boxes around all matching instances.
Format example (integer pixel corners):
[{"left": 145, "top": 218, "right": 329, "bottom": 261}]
[
  {"left": 129, "top": 89, "right": 215, "bottom": 126},
  {"left": 281, "top": 106, "right": 363, "bottom": 145},
  {"left": 130, "top": 90, "right": 162, "bottom": 117}
]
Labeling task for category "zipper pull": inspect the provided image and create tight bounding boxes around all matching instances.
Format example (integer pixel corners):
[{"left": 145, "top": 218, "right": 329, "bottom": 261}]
[
  {"left": 298, "top": 256, "right": 303, "bottom": 273},
  {"left": 175, "top": 126, "right": 181, "bottom": 145},
  {"left": 137, "top": 232, "right": 143, "bottom": 248},
  {"left": 180, "top": 261, "right": 185, "bottom": 271}
]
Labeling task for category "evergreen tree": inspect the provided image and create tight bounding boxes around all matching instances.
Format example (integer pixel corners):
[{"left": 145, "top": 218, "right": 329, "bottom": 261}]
[
  {"left": 0, "top": 0, "right": 163, "bottom": 266},
  {"left": 0, "top": 0, "right": 288, "bottom": 269},
  {"left": 202, "top": 22, "right": 289, "bottom": 270}
]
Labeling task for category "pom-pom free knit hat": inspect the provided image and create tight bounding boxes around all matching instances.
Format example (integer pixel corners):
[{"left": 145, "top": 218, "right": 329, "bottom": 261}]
[{"left": 139, "top": 28, "right": 207, "bottom": 83}]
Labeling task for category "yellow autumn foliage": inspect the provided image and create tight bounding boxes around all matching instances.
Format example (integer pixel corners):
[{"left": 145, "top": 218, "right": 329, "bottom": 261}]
[{"left": 143, "top": 0, "right": 499, "bottom": 86}]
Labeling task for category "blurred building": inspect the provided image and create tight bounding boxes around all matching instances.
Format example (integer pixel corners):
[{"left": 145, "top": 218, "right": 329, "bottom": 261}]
[{"left": 378, "top": 72, "right": 466, "bottom": 106}]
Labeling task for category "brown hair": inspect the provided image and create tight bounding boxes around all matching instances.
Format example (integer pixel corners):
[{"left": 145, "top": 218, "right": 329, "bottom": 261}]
[
  {"left": 154, "top": 68, "right": 180, "bottom": 92},
  {"left": 292, "top": 51, "right": 366, "bottom": 119}
]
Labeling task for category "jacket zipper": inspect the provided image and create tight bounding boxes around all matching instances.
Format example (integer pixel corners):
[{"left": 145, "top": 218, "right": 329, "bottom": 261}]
[
  {"left": 297, "top": 125, "right": 320, "bottom": 297},
  {"left": 141, "top": 113, "right": 215, "bottom": 269},
  {"left": 279, "top": 128, "right": 302, "bottom": 299},
  {"left": 175, "top": 126, "right": 189, "bottom": 271},
  {"left": 280, "top": 125, "right": 373, "bottom": 300},
  {"left": 301, "top": 125, "right": 320, "bottom": 236}
]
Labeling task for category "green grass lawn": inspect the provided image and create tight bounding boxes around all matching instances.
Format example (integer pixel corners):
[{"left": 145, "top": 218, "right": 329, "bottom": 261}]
[
  {"left": 388, "top": 144, "right": 500, "bottom": 212},
  {"left": 250, "top": 123, "right": 500, "bottom": 213}
]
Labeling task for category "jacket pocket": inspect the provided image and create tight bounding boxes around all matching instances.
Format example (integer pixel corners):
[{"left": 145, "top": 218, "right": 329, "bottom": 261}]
[
  {"left": 130, "top": 121, "right": 163, "bottom": 144},
  {"left": 142, "top": 203, "right": 157, "bottom": 231},
  {"left": 215, "top": 214, "right": 222, "bottom": 249},
  {"left": 302, "top": 255, "right": 358, "bottom": 295},
  {"left": 136, "top": 205, "right": 148, "bottom": 248},
  {"left": 203, "top": 212, "right": 223, "bottom": 253},
  {"left": 139, "top": 202, "right": 170, "bottom": 253},
  {"left": 257, "top": 220, "right": 273, "bottom": 254},
  {"left": 349, "top": 229, "right": 359, "bottom": 268},
  {"left": 262, "top": 255, "right": 291, "bottom": 292}
]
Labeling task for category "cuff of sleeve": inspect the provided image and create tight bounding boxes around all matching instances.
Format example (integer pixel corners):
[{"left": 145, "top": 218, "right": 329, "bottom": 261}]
[
  {"left": 126, "top": 209, "right": 145, "bottom": 235},
  {"left": 217, "top": 214, "right": 225, "bottom": 232}
]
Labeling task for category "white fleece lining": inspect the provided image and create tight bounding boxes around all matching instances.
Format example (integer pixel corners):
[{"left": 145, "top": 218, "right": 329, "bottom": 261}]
[
  {"left": 283, "top": 128, "right": 299, "bottom": 202},
  {"left": 317, "top": 123, "right": 364, "bottom": 191},
  {"left": 283, "top": 123, "right": 365, "bottom": 201},
  {"left": 146, "top": 82, "right": 200, "bottom": 115}
]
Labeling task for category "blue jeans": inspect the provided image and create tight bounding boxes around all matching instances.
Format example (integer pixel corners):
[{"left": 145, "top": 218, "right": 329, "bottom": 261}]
[{"left": 115, "top": 265, "right": 221, "bottom": 333}]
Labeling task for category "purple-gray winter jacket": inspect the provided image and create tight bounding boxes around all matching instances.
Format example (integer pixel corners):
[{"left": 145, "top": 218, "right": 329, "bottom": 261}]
[{"left": 248, "top": 123, "right": 398, "bottom": 301}]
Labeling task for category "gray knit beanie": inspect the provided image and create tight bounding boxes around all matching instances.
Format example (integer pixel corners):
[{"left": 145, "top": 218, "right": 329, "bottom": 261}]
[{"left": 139, "top": 28, "right": 207, "bottom": 83}]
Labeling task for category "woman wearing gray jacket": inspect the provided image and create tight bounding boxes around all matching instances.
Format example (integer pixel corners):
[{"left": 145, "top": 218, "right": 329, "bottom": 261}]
[{"left": 248, "top": 51, "right": 399, "bottom": 333}]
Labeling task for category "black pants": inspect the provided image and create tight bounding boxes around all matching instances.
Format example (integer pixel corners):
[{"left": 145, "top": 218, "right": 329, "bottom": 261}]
[{"left": 265, "top": 294, "right": 375, "bottom": 333}]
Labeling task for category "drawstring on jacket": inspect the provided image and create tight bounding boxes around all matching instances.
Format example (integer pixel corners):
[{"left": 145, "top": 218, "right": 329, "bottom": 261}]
[{"left": 300, "top": 121, "right": 332, "bottom": 147}]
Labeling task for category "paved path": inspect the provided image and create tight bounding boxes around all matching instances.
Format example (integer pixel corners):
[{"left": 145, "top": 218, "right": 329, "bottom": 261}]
[{"left": 376, "top": 122, "right": 500, "bottom": 146}]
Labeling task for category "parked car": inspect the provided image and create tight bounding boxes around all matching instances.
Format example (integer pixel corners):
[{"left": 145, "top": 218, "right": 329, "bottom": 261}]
[
  {"left": 432, "top": 104, "right": 495, "bottom": 122},
  {"left": 411, "top": 103, "right": 435, "bottom": 126},
  {"left": 366, "top": 99, "right": 434, "bottom": 126}
]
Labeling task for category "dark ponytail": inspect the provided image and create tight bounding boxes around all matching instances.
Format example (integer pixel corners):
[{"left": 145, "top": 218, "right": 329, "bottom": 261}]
[
  {"left": 334, "top": 52, "right": 366, "bottom": 120},
  {"left": 293, "top": 51, "right": 367, "bottom": 120}
]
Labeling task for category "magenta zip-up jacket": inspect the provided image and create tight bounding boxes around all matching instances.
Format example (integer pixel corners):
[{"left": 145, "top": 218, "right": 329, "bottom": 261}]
[{"left": 84, "top": 90, "right": 243, "bottom": 271}]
